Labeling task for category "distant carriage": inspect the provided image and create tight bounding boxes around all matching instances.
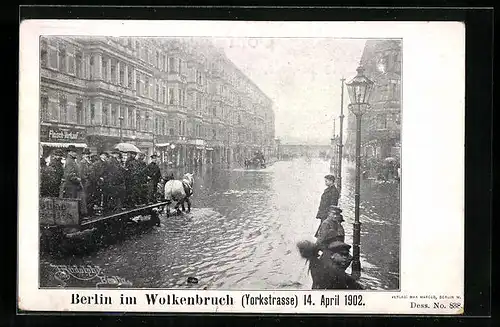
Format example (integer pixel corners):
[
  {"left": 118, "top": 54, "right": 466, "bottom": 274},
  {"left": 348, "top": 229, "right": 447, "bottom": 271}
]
[{"left": 244, "top": 152, "right": 267, "bottom": 169}]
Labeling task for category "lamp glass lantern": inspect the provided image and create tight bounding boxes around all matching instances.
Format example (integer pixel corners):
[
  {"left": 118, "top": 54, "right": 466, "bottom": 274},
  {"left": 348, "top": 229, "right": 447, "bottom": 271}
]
[{"left": 346, "top": 66, "right": 375, "bottom": 115}]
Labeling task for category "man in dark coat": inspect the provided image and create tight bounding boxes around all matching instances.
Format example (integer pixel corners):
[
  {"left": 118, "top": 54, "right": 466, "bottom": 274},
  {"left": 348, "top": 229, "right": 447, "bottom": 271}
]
[
  {"left": 60, "top": 145, "right": 87, "bottom": 216},
  {"left": 136, "top": 152, "right": 148, "bottom": 205},
  {"left": 315, "top": 205, "right": 345, "bottom": 245},
  {"left": 91, "top": 151, "right": 110, "bottom": 211},
  {"left": 316, "top": 174, "right": 340, "bottom": 222},
  {"left": 145, "top": 154, "right": 162, "bottom": 203},
  {"left": 124, "top": 151, "right": 140, "bottom": 208},
  {"left": 297, "top": 240, "right": 364, "bottom": 290},
  {"left": 60, "top": 145, "right": 82, "bottom": 198},
  {"left": 46, "top": 149, "right": 64, "bottom": 197},
  {"left": 79, "top": 148, "right": 93, "bottom": 216},
  {"left": 105, "top": 150, "right": 126, "bottom": 213}
]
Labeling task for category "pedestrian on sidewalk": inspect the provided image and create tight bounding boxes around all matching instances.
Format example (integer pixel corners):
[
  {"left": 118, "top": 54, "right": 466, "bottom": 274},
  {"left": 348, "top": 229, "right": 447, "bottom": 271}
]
[{"left": 315, "top": 174, "right": 340, "bottom": 222}]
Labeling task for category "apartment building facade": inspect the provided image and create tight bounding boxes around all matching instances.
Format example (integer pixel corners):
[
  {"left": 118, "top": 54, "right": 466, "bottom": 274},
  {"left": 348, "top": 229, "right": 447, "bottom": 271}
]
[{"left": 39, "top": 36, "right": 275, "bottom": 166}]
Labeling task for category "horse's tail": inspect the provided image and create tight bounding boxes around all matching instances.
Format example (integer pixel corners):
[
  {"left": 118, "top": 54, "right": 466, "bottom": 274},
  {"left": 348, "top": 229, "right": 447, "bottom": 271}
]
[{"left": 297, "top": 240, "right": 319, "bottom": 260}]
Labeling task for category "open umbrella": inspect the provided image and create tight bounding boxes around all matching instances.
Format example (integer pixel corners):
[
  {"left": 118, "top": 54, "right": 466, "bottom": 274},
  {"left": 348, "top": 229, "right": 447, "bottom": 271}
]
[
  {"left": 113, "top": 142, "right": 141, "bottom": 153},
  {"left": 384, "top": 157, "right": 397, "bottom": 162}
]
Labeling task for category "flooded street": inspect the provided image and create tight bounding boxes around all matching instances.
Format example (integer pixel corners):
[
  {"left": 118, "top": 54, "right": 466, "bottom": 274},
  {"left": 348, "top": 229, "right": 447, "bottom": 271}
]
[{"left": 41, "top": 158, "right": 400, "bottom": 290}]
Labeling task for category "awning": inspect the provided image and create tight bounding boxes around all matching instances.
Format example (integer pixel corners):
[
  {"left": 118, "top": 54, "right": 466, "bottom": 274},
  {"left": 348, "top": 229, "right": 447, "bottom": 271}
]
[
  {"left": 40, "top": 142, "right": 87, "bottom": 148},
  {"left": 206, "top": 147, "right": 214, "bottom": 151},
  {"left": 156, "top": 143, "right": 171, "bottom": 147}
]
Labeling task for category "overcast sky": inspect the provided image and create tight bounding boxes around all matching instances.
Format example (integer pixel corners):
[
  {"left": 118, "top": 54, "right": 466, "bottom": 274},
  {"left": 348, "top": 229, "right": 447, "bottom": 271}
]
[{"left": 216, "top": 38, "right": 366, "bottom": 144}]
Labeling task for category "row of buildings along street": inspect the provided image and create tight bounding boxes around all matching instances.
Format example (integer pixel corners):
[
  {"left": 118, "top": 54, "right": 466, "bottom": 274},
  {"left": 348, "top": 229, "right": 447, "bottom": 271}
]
[{"left": 40, "top": 37, "right": 276, "bottom": 166}]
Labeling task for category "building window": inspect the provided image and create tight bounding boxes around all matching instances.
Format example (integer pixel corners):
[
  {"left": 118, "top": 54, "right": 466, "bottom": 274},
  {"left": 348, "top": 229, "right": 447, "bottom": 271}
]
[
  {"left": 40, "top": 96, "right": 49, "bottom": 121},
  {"left": 110, "top": 61, "right": 117, "bottom": 84},
  {"left": 155, "top": 117, "right": 159, "bottom": 134},
  {"left": 376, "top": 114, "right": 387, "bottom": 129},
  {"left": 127, "top": 109, "right": 133, "bottom": 129},
  {"left": 40, "top": 40, "right": 48, "bottom": 67},
  {"left": 389, "top": 80, "right": 400, "bottom": 100},
  {"left": 59, "top": 96, "right": 67, "bottom": 123},
  {"left": 119, "top": 64, "right": 124, "bottom": 85},
  {"left": 111, "top": 105, "right": 117, "bottom": 126},
  {"left": 75, "top": 52, "right": 83, "bottom": 78},
  {"left": 89, "top": 56, "right": 94, "bottom": 79},
  {"left": 168, "top": 88, "right": 174, "bottom": 105},
  {"left": 163, "top": 86, "right": 167, "bottom": 104},
  {"left": 212, "top": 129, "right": 216, "bottom": 140},
  {"left": 168, "top": 57, "right": 176, "bottom": 72},
  {"left": 135, "top": 41, "right": 140, "bottom": 54},
  {"left": 156, "top": 51, "right": 160, "bottom": 68},
  {"left": 156, "top": 84, "right": 160, "bottom": 102},
  {"left": 136, "top": 112, "right": 141, "bottom": 131},
  {"left": 136, "top": 73, "right": 140, "bottom": 93},
  {"left": 178, "top": 59, "right": 182, "bottom": 75},
  {"left": 102, "top": 59, "right": 108, "bottom": 81},
  {"left": 169, "top": 128, "right": 174, "bottom": 136},
  {"left": 128, "top": 69, "right": 133, "bottom": 88},
  {"left": 102, "top": 105, "right": 108, "bottom": 126},
  {"left": 213, "top": 107, "right": 216, "bottom": 117},
  {"left": 178, "top": 89, "right": 183, "bottom": 106},
  {"left": 145, "top": 112, "right": 150, "bottom": 131},
  {"left": 90, "top": 103, "right": 95, "bottom": 125},
  {"left": 68, "top": 52, "right": 75, "bottom": 75},
  {"left": 59, "top": 46, "right": 67, "bottom": 73},
  {"left": 145, "top": 77, "right": 150, "bottom": 97},
  {"left": 76, "top": 100, "right": 83, "bottom": 125}
]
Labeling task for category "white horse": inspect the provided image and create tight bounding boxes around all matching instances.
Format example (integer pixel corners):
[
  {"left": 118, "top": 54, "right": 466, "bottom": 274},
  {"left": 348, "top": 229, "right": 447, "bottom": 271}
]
[{"left": 163, "top": 173, "right": 194, "bottom": 216}]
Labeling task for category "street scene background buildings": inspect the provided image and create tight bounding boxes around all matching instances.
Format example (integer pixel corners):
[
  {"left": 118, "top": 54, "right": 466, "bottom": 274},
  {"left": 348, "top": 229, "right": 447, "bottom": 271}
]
[
  {"left": 40, "top": 37, "right": 275, "bottom": 166},
  {"left": 39, "top": 37, "right": 401, "bottom": 290}
]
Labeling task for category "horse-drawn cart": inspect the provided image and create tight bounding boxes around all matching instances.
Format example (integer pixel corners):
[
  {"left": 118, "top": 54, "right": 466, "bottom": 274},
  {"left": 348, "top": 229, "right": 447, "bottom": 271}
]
[{"left": 39, "top": 197, "right": 169, "bottom": 251}]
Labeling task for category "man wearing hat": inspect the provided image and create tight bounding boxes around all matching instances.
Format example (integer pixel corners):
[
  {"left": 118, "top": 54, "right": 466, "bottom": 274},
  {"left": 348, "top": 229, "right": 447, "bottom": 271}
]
[
  {"left": 145, "top": 153, "right": 162, "bottom": 204},
  {"left": 124, "top": 151, "right": 140, "bottom": 208},
  {"left": 315, "top": 174, "right": 340, "bottom": 222},
  {"left": 91, "top": 151, "right": 110, "bottom": 210},
  {"left": 315, "top": 205, "right": 345, "bottom": 244},
  {"left": 46, "top": 148, "right": 65, "bottom": 197},
  {"left": 105, "top": 149, "right": 126, "bottom": 213},
  {"left": 297, "top": 240, "right": 363, "bottom": 290},
  {"left": 60, "top": 145, "right": 87, "bottom": 214},
  {"left": 135, "top": 152, "right": 147, "bottom": 205},
  {"left": 79, "top": 148, "right": 93, "bottom": 216}
]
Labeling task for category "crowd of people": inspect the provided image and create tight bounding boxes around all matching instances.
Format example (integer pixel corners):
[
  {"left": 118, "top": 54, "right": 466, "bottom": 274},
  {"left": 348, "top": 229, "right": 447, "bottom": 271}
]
[
  {"left": 40, "top": 145, "right": 164, "bottom": 217},
  {"left": 297, "top": 174, "right": 364, "bottom": 290}
]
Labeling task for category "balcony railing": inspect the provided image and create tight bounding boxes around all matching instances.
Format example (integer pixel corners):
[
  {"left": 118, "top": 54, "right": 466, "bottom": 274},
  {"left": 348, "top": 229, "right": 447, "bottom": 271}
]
[
  {"left": 41, "top": 68, "right": 87, "bottom": 88},
  {"left": 87, "top": 81, "right": 136, "bottom": 98}
]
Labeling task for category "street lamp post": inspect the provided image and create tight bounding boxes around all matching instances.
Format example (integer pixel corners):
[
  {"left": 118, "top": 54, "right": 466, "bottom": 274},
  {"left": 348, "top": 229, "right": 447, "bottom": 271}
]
[
  {"left": 346, "top": 66, "right": 374, "bottom": 280},
  {"left": 338, "top": 77, "right": 346, "bottom": 192}
]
